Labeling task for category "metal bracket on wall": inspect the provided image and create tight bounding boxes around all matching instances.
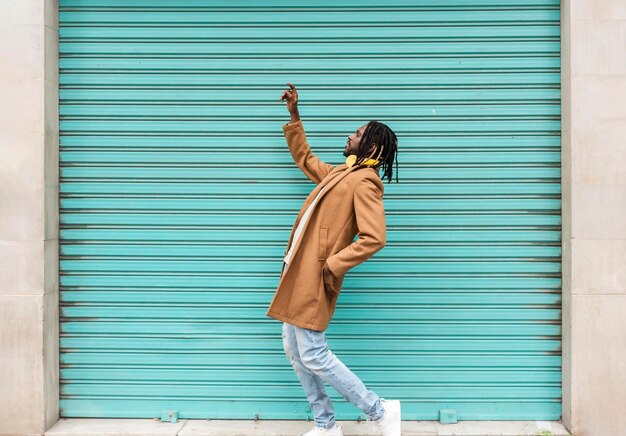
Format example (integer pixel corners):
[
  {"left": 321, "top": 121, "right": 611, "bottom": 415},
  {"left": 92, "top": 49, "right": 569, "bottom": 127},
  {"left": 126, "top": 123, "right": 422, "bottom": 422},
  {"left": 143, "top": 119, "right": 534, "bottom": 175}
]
[
  {"left": 160, "top": 409, "right": 179, "bottom": 423},
  {"left": 439, "top": 408, "right": 458, "bottom": 424}
]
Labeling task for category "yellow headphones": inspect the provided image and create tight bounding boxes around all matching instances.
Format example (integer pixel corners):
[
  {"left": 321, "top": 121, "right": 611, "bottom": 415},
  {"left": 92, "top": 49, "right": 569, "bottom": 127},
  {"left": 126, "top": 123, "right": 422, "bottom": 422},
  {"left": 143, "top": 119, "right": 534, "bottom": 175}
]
[{"left": 345, "top": 144, "right": 384, "bottom": 168}]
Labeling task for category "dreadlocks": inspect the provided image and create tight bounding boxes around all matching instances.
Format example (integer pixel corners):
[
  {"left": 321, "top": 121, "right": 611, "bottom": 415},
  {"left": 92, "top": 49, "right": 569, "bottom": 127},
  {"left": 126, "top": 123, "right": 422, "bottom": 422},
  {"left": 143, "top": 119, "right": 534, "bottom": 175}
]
[{"left": 355, "top": 120, "right": 399, "bottom": 183}]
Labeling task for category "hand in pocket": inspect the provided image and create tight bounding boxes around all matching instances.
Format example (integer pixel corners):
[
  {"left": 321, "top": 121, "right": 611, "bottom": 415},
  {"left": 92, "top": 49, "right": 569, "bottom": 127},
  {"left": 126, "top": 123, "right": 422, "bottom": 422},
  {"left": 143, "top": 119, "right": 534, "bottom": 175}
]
[{"left": 322, "top": 262, "right": 338, "bottom": 296}]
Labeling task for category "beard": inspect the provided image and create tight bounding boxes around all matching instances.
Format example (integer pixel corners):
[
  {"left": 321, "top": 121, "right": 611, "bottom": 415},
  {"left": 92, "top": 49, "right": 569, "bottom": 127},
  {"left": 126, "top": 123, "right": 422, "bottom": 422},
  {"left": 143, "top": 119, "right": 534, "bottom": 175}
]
[{"left": 343, "top": 139, "right": 353, "bottom": 157}]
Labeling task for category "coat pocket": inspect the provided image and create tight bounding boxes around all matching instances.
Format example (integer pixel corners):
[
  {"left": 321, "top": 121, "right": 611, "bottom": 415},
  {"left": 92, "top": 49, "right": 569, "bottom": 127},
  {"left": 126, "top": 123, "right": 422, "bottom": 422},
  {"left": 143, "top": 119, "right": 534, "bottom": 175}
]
[{"left": 318, "top": 226, "right": 328, "bottom": 260}]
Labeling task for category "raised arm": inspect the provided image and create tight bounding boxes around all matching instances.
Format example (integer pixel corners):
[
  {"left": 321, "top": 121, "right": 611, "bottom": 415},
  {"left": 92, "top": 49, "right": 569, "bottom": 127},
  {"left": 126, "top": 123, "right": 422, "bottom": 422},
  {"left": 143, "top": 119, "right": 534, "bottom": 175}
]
[
  {"left": 280, "top": 82, "right": 335, "bottom": 184},
  {"left": 282, "top": 119, "right": 335, "bottom": 184}
]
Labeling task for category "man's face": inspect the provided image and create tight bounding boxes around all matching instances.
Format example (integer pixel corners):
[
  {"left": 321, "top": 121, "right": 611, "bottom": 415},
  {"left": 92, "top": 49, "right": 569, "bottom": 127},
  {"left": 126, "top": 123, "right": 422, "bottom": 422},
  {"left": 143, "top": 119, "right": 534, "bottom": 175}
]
[{"left": 343, "top": 123, "right": 370, "bottom": 157}]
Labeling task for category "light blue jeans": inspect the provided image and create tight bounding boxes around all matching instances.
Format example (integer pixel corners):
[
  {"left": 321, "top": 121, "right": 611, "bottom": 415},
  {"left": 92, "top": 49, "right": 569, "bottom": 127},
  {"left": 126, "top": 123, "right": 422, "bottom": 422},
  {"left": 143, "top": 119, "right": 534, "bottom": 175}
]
[{"left": 281, "top": 321, "right": 386, "bottom": 429}]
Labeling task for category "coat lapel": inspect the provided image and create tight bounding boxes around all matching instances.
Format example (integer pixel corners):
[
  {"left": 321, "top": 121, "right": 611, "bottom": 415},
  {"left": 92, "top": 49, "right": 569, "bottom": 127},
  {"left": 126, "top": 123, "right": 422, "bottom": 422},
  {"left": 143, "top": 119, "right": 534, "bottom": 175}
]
[{"left": 298, "top": 164, "right": 348, "bottom": 212}]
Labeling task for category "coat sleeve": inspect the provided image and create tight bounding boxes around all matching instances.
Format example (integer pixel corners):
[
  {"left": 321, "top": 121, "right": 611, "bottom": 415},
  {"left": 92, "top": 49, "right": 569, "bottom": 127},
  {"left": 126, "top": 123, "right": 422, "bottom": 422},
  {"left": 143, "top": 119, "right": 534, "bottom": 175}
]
[
  {"left": 283, "top": 119, "right": 335, "bottom": 184},
  {"left": 325, "top": 176, "right": 386, "bottom": 277}
]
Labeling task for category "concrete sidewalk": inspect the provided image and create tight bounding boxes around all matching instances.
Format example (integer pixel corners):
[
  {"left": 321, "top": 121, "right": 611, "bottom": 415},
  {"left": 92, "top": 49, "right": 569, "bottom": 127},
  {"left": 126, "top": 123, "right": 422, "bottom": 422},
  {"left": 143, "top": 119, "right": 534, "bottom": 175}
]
[{"left": 45, "top": 418, "right": 571, "bottom": 436}]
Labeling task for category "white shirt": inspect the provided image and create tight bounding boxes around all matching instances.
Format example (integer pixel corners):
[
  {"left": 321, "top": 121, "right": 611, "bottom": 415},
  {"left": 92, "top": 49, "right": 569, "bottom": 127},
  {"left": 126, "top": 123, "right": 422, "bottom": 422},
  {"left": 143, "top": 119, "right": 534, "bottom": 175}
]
[{"left": 283, "top": 185, "right": 327, "bottom": 265}]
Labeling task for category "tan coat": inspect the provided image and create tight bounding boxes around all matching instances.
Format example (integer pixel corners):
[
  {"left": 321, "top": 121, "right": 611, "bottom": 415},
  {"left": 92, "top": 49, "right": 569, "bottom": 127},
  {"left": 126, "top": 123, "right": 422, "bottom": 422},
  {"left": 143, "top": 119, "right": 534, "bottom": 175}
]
[{"left": 265, "top": 119, "right": 386, "bottom": 331}]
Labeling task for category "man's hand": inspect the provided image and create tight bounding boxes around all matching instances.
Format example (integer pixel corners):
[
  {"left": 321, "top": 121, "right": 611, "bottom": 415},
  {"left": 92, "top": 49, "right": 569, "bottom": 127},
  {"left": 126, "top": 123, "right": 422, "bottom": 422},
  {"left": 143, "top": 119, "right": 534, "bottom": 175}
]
[
  {"left": 323, "top": 262, "right": 338, "bottom": 295},
  {"left": 280, "top": 83, "right": 300, "bottom": 122}
]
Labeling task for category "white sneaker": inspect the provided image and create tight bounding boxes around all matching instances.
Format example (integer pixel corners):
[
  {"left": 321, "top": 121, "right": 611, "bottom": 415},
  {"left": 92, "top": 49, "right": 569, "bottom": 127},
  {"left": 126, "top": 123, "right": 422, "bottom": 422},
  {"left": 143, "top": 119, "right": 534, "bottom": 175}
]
[
  {"left": 370, "top": 397, "right": 401, "bottom": 436},
  {"left": 301, "top": 423, "right": 344, "bottom": 436}
]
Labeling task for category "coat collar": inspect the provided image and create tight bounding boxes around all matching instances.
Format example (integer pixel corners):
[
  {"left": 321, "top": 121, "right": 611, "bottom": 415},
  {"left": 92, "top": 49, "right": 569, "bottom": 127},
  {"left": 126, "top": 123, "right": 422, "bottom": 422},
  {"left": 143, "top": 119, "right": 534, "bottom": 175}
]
[{"left": 300, "top": 163, "right": 357, "bottom": 214}]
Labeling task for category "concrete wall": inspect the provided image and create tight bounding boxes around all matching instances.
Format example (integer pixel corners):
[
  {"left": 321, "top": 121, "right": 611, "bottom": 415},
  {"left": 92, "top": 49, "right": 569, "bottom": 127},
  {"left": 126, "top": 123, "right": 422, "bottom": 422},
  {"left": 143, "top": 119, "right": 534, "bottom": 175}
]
[
  {"left": 0, "top": 0, "right": 60, "bottom": 434},
  {"left": 561, "top": 0, "right": 626, "bottom": 435},
  {"left": 0, "top": 0, "right": 625, "bottom": 435}
]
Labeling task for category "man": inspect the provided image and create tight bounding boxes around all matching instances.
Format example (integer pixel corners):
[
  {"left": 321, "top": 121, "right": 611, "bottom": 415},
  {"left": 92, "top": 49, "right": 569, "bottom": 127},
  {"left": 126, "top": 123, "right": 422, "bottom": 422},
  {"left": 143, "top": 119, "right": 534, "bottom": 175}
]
[{"left": 265, "top": 83, "right": 401, "bottom": 436}]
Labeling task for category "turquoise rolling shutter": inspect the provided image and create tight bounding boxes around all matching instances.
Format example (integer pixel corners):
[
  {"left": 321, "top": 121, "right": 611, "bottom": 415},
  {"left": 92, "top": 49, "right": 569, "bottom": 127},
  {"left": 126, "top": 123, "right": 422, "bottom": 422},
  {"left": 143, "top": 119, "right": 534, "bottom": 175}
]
[{"left": 59, "top": 0, "right": 562, "bottom": 420}]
